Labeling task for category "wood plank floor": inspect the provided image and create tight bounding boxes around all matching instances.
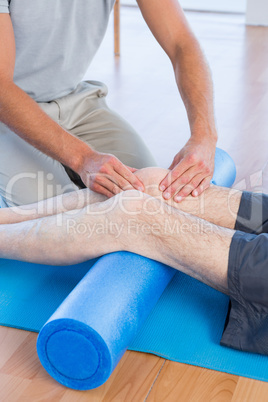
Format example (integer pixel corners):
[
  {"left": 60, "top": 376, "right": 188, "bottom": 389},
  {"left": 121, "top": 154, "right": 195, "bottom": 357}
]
[{"left": 1, "top": 7, "right": 268, "bottom": 401}]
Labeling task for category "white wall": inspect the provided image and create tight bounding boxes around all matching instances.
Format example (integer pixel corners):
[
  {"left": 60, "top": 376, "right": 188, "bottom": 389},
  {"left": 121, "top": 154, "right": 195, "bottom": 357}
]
[
  {"left": 177, "top": 0, "right": 246, "bottom": 13},
  {"left": 246, "top": 0, "right": 268, "bottom": 26},
  {"left": 122, "top": 0, "right": 268, "bottom": 26},
  {"left": 121, "top": 0, "right": 246, "bottom": 13},
  {"left": 121, "top": 0, "right": 136, "bottom": 5}
]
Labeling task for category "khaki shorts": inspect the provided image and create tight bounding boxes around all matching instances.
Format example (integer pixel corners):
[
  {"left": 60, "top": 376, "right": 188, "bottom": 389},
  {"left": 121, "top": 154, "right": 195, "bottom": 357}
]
[{"left": 0, "top": 81, "right": 156, "bottom": 206}]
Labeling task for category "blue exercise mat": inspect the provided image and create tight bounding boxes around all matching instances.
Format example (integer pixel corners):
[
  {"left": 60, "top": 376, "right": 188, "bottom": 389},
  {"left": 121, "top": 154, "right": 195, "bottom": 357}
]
[
  {"left": 1, "top": 257, "right": 268, "bottom": 384},
  {"left": 130, "top": 272, "right": 268, "bottom": 382}
]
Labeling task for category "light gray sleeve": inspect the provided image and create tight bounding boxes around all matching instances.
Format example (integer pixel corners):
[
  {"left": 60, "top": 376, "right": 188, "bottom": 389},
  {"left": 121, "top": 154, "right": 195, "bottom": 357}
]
[{"left": 0, "top": 0, "right": 9, "bottom": 13}]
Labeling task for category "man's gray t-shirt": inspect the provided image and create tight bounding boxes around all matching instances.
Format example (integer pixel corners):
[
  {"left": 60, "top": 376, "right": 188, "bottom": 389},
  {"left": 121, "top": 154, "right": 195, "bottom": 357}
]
[{"left": 0, "top": 0, "right": 115, "bottom": 102}]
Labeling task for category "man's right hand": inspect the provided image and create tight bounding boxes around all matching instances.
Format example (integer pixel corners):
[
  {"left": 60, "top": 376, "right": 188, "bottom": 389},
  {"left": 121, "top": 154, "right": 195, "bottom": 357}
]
[{"left": 78, "top": 150, "right": 145, "bottom": 198}]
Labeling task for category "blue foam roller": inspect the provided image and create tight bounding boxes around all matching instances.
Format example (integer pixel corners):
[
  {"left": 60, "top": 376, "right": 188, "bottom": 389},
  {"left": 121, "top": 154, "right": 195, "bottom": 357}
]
[
  {"left": 212, "top": 148, "right": 236, "bottom": 187},
  {"left": 37, "top": 252, "right": 176, "bottom": 390},
  {"left": 36, "top": 147, "right": 236, "bottom": 390}
]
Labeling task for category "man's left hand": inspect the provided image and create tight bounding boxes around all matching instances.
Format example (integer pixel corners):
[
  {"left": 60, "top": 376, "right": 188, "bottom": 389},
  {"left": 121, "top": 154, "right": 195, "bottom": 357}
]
[{"left": 159, "top": 137, "right": 216, "bottom": 202}]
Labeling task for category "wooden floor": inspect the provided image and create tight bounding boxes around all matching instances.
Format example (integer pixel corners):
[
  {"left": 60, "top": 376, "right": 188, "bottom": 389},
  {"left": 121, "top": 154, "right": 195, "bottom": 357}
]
[{"left": 1, "top": 7, "right": 268, "bottom": 402}]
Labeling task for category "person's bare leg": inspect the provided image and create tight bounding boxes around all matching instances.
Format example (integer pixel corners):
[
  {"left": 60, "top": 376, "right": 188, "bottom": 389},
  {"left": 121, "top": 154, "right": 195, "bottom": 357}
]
[
  {"left": 0, "top": 188, "right": 107, "bottom": 224},
  {"left": 0, "top": 195, "right": 118, "bottom": 264},
  {"left": 135, "top": 167, "right": 242, "bottom": 230},
  {"left": 0, "top": 190, "right": 231, "bottom": 294},
  {"left": 0, "top": 167, "right": 241, "bottom": 229},
  {"left": 118, "top": 190, "right": 232, "bottom": 293}
]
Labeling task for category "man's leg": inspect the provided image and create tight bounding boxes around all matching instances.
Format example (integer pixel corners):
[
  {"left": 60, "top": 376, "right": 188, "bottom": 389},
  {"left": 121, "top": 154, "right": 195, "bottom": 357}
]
[
  {"left": 0, "top": 188, "right": 107, "bottom": 224},
  {"left": 3, "top": 165, "right": 266, "bottom": 237},
  {"left": 0, "top": 166, "right": 242, "bottom": 228},
  {"left": 136, "top": 166, "right": 268, "bottom": 235},
  {"left": 136, "top": 169, "right": 268, "bottom": 355},
  {"left": 134, "top": 181, "right": 268, "bottom": 355},
  {"left": 0, "top": 190, "right": 232, "bottom": 294},
  {"left": 136, "top": 167, "right": 268, "bottom": 235}
]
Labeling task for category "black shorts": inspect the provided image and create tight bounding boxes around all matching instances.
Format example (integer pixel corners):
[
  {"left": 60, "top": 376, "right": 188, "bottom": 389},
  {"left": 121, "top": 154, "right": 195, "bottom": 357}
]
[{"left": 221, "top": 191, "right": 268, "bottom": 355}]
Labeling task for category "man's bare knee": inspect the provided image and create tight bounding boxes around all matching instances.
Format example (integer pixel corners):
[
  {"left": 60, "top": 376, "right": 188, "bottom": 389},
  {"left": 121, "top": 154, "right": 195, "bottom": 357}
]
[
  {"left": 134, "top": 167, "right": 214, "bottom": 212},
  {"left": 134, "top": 167, "right": 169, "bottom": 198}
]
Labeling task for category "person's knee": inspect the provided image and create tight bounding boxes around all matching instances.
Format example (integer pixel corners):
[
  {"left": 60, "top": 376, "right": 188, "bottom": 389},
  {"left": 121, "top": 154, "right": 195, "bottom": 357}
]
[
  {"left": 113, "top": 189, "right": 150, "bottom": 215},
  {"left": 134, "top": 167, "right": 169, "bottom": 199},
  {"left": 113, "top": 189, "right": 167, "bottom": 222}
]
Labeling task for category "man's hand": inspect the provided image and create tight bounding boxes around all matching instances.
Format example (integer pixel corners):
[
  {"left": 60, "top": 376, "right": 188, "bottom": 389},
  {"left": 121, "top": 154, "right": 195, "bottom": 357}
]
[
  {"left": 78, "top": 150, "right": 145, "bottom": 198},
  {"left": 159, "top": 137, "right": 216, "bottom": 202}
]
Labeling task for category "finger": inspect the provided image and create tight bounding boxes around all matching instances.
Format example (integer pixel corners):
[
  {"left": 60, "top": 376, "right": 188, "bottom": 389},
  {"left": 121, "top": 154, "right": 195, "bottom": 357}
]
[
  {"left": 103, "top": 168, "right": 140, "bottom": 191},
  {"left": 126, "top": 165, "right": 138, "bottom": 173},
  {"left": 110, "top": 170, "right": 135, "bottom": 191},
  {"left": 191, "top": 176, "right": 212, "bottom": 197},
  {"left": 93, "top": 174, "right": 123, "bottom": 196},
  {"left": 162, "top": 166, "right": 199, "bottom": 200},
  {"left": 173, "top": 173, "right": 205, "bottom": 202},
  {"left": 159, "top": 158, "right": 195, "bottom": 192},
  {"left": 159, "top": 170, "right": 173, "bottom": 192},
  {"left": 114, "top": 162, "right": 144, "bottom": 191},
  {"left": 89, "top": 180, "right": 114, "bottom": 198},
  {"left": 92, "top": 168, "right": 134, "bottom": 194}
]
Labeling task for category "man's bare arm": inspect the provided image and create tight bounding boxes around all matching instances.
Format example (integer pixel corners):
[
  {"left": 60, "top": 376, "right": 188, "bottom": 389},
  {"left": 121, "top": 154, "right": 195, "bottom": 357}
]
[
  {"left": 137, "top": 0, "right": 217, "bottom": 200},
  {"left": 0, "top": 15, "right": 91, "bottom": 173}
]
